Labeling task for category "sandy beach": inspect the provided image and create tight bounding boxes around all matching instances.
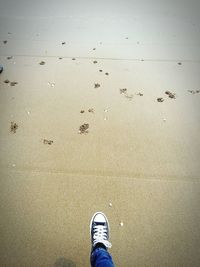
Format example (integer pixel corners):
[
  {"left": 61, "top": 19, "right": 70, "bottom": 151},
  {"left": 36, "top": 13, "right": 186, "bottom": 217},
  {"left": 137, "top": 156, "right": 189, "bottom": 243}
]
[{"left": 0, "top": 1, "right": 200, "bottom": 266}]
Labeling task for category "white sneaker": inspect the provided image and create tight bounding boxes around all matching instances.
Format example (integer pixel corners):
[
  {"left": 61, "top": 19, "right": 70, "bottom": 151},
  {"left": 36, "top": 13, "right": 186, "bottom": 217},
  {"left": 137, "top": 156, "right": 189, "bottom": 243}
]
[{"left": 90, "top": 212, "right": 112, "bottom": 249}]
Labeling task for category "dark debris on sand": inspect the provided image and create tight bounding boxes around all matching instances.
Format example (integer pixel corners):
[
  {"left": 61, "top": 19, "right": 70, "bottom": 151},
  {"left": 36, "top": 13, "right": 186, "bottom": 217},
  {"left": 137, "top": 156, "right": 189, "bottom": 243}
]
[
  {"left": 119, "top": 88, "right": 133, "bottom": 100},
  {"left": 88, "top": 108, "right": 94, "bottom": 113},
  {"left": 157, "top": 97, "right": 164, "bottom": 102},
  {"left": 188, "top": 90, "right": 200, "bottom": 94},
  {"left": 43, "top": 139, "right": 53, "bottom": 145},
  {"left": 39, "top": 61, "right": 45, "bottom": 65},
  {"left": 10, "top": 122, "right": 18, "bottom": 133},
  {"left": 94, "top": 83, "right": 100, "bottom": 88},
  {"left": 10, "top": 81, "right": 18, "bottom": 86},
  {"left": 136, "top": 92, "right": 143, "bottom": 96},
  {"left": 79, "top": 123, "right": 89, "bottom": 134},
  {"left": 120, "top": 88, "right": 127, "bottom": 94},
  {"left": 165, "top": 91, "right": 176, "bottom": 99}
]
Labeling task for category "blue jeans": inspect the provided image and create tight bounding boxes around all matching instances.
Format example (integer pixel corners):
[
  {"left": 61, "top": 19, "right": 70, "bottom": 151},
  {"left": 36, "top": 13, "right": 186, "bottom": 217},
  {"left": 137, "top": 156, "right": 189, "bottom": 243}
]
[{"left": 90, "top": 247, "right": 115, "bottom": 267}]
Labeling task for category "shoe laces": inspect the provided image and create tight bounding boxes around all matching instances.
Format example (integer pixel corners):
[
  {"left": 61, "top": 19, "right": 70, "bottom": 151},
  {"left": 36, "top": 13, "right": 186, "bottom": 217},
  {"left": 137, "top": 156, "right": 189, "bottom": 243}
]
[{"left": 93, "top": 225, "right": 112, "bottom": 248}]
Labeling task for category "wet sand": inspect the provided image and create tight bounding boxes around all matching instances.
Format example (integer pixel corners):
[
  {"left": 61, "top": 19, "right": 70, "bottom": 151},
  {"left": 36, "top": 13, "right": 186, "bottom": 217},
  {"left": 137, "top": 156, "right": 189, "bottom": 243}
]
[{"left": 0, "top": 1, "right": 200, "bottom": 266}]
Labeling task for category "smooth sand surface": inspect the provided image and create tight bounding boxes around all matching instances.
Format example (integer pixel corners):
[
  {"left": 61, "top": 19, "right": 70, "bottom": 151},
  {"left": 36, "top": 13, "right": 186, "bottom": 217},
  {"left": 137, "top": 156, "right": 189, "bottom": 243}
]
[{"left": 0, "top": 1, "right": 200, "bottom": 266}]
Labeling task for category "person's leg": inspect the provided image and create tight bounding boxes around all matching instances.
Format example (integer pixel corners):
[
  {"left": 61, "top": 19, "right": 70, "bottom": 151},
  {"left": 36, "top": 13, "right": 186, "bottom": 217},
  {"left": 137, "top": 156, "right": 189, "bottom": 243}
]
[
  {"left": 90, "top": 212, "right": 115, "bottom": 267},
  {"left": 90, "top": 246, "right": 115, "bottom": 267}
]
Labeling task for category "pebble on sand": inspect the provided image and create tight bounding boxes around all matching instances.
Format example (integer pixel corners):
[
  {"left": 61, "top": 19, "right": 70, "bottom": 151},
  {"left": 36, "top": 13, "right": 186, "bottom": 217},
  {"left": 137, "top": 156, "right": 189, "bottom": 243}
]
[{"left": 120, "top": 222, "right": 124, "bottom": 227}]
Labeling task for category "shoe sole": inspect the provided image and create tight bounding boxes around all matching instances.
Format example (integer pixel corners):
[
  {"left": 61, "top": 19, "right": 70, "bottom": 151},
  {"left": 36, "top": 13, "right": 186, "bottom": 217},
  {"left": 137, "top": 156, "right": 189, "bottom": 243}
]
[{"left": 90, "top": 211, "right": 110, "bottom": 240}]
